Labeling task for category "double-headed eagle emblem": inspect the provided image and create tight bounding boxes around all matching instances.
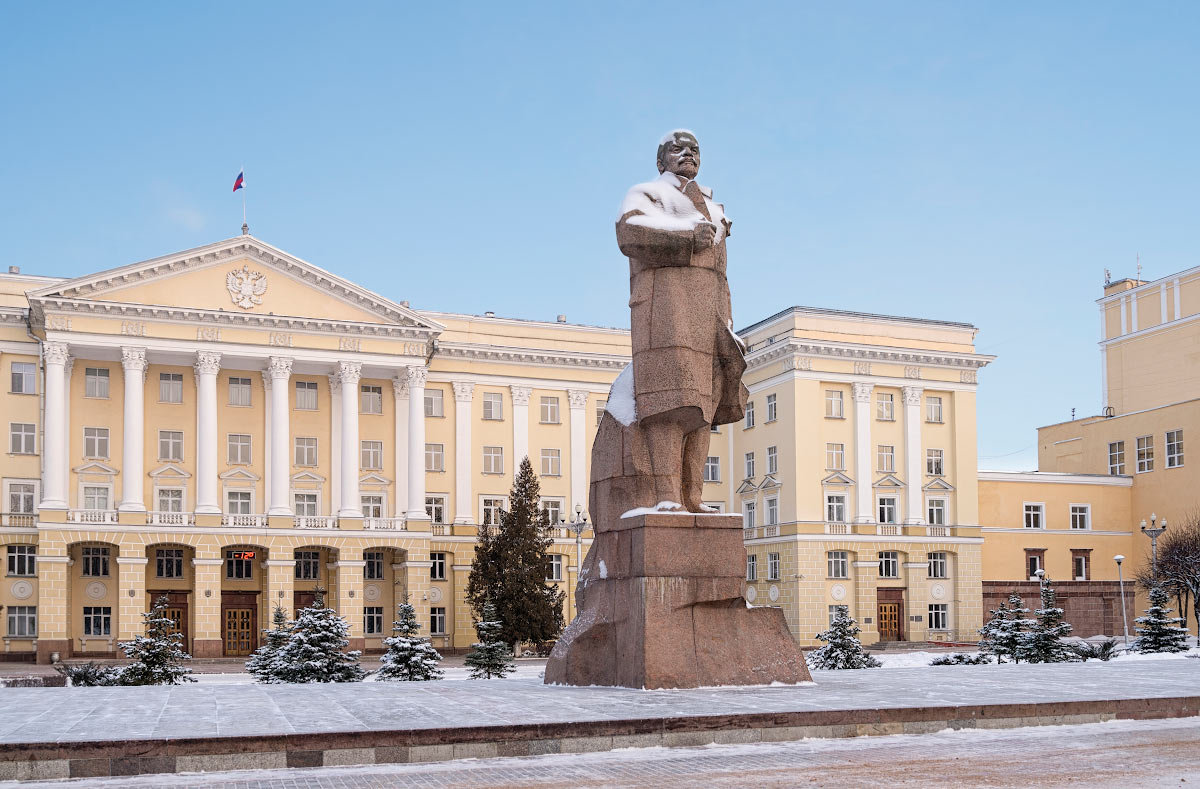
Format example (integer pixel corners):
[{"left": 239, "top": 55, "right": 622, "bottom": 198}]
[{"left": 226, "top": 264, "right": 267, "bottom": 309}]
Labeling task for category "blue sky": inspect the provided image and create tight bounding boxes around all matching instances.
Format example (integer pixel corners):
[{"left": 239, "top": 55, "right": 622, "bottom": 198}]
[{"left": 3, "top": 2, "right": 1198, "bottom": 470}]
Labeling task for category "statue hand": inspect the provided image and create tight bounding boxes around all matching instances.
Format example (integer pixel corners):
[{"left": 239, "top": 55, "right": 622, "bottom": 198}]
[{"left": 693, "top": 222, "right": 717, "bottom": 249}]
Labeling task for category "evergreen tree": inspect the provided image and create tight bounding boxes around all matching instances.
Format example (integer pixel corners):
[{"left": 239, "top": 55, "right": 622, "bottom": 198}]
[
  {"left": 1133, "top": 584, "right": 1191, "bottom": 654},
  {"left": 466, "top": 457, "right": 565, "bottom": 652},
  {"left": 806, "top": 610, "right": 881, "bottom": 670},
  {"left": 978, "top": 593, "right": 1034, "bottom": 663},
  {"left": 377, "top": 599, "right": 444, "bottom": 681},
  {"left": 272, "top": 589, "right": 367, "bottom": 683},
  {"left": 977, "top": 598, "right": 1010, "bottom": 662},
  {"left": 465, "top": 600, "right": 516, "bottom": 679},
  {"left": 246, "top": 604, "right": 291, "bottom": 683},
  {"left": 115, "top": 595, "right": 196, "bottom": 685},
  {"left": 1025, "top": 574, "right": 1077, "bottom": 663}
]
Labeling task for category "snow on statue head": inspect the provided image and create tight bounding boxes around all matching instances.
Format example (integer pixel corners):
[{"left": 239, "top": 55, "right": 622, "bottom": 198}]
[{"left": 656, "top": 129, "right": 700, "bottom": 177}]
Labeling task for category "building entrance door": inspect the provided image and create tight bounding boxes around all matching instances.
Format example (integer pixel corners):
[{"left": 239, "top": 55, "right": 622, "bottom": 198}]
[
  {"left": 877, "top": 603, "right": 900, "bottom": 641},
  {"left": 223, "top": 609, "right": 255, "bottom": 656},
  {"left": 148, "top": 590, "right": 189, "bottom": 653}
]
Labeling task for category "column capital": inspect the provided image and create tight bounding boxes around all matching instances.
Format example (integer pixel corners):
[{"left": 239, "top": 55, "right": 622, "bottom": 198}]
[
  {"left": 328, "top": 372, "right": 341, "bottom": 393},
  {"left": 393, "top": 375, "right": 410, "bottom": 398},
  {"left": 43, "top": 341, "right": 69, "bottom": 366},
  {"left": 901, "top": 385, "right": 923, "bottom": 405},
  {"left": 260, "top": 370, "right": 272, "bottom": 390},
  {"left": 267, "top": 356, "right": 293, "bottom": 380},
  {"left": 451, "top": 381, "right": 475, "bottom": 402},
  {"left": 336, "top": 360, "right": 362, "bottom": 386},
  {"left": 406, "top": 365, "right": 428, "bottom": 388},
  {"left": 851, "top": 382, "right": 874, "bottom": 402},
  {"left": 510, "top": 385, "right": 531, "bottom": 406},
  {"left": 567, "top": 389, "right": 589, "bottom": 410},
  {"left": 120, "top": 346, "right": 147, "bottom": 373},
  {"left": 194, "top": 350, "right": 222, "bottom": 377}
]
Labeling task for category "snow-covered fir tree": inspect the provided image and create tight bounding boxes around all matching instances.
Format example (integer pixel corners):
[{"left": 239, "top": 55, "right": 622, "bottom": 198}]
[
  {"left": 978, "top": 592, "right": 1034, "bottom": 663},
  {"left": 1133, "top": 583, "right": 1191, "bottom": 653},
  {"left": 465, "top": 600, "right": 516, "bottom": 679},
  {"left": 806, "top": 609, "right": 881, "bottom": 670},
  {"left": 116, "top": 595, "right": 196, "bottom": 685},
  {"left": 1025, "top": 574, "right": 1077, "bottom": 663},
  {"left": 245, "top": 604, "right": 292, "bottom": 683},
  {"left": 377, "top": 599, "right": 444, "bottom": 681},
  {"left": 272, "top": 589, "right": 367, "bottom": 683}
]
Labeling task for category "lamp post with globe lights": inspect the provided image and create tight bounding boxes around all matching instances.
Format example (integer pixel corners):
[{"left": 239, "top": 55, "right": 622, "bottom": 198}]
[
  {"left": 1114, "top": 555, "right": 1129, "bottom": 646},
  {"left": 1140, "top": 513, "right": 1168, "bottom": 582},
  {"left": 562, "top": 503, "right": 589, "bottom": 579}
]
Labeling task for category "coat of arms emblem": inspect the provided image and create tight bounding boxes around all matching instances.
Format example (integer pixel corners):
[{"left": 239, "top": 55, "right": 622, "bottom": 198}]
[{"left": 226, "top": 264, "right": 267, "bottom": 309}]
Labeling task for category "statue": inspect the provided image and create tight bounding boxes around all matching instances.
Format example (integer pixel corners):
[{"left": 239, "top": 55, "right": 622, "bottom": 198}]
[{"left": 544, "top": 131, "right": 811, "bottom": 689}]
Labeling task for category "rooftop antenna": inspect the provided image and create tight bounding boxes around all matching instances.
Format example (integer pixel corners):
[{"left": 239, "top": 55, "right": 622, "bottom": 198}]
[
  {"left": 1136, "top": 253, "right": 1142, "bottom": 282},
  {"left": 1104, "top": 268, "right": 1111, "bottom": 287}
]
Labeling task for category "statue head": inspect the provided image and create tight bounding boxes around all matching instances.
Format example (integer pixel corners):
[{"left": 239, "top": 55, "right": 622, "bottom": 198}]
[{"left": 656, "top": 130, "right": 700, "bottom": 179}]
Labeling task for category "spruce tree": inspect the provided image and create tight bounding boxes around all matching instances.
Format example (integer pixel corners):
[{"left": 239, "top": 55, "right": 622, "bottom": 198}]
[
  {"left": 377, "top": 599, "right": 444, "bottom": 681},
  {"left": 272, "top": 589, "right": 367, "bottom": 683},
  {"left": 115, "top": 595, "right": 196, "bottom": 685},
  {"left": 466, "top": 457, "right": 565, "bottom": 652},
  {"left": 1133, "top": 584, "right": 1190, "bottom": 653},
  {"left": 806, "top": 610, "right": 881, "bottom": 670},
  {"left": 246, "top": 604, "right": 291, "bottom": 683},
  {"left": 465, "top": 600, "right": 516, "bottom": 679},
  {"left": 979, "top": 593, "right": 1034, "bottom": 663},
  {"left": 1025, "top": 574, "right": 1077, "bottom": 663}
]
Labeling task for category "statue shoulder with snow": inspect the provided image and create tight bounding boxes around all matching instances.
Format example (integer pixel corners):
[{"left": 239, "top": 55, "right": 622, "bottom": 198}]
[{"left": 592, "top": 130, "right": 749, "bottom": 525}]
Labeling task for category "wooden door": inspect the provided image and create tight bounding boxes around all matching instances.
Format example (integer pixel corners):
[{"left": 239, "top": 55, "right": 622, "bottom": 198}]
[
  {"left": 878, "top": 602, "right": 900, "bottom": 641},
  {"left": 223, "top": 608, "right": 256, "bottom": 656},
  {"left": 148, "top": 591, "right": 189, "bottom": 652},
  {"left": 294, "top": 590, "right": 316, "bottom": 616}
]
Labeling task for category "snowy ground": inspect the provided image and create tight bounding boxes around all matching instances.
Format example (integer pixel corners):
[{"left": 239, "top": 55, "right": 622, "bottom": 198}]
[{"left": 871, "top": 642, "right": 1200, "bottom": 669}]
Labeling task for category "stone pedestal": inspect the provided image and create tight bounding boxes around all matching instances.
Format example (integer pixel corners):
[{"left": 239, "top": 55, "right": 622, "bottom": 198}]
[{"left": 545, "top": 513, "right": 810, "bottom": 689}]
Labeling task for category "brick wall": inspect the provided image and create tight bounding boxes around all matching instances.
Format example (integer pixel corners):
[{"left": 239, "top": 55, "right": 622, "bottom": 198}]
[{"left": 982, "top": 581, "right": 1135, "bottom": 638}]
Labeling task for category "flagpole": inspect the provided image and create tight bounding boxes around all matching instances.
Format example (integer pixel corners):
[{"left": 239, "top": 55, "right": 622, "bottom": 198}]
[{"left": 241, "top": 164, "right": 247, "bottom": 234}]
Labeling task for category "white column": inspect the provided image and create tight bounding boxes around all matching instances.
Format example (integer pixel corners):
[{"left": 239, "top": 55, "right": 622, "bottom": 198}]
[
  {"left": 267, "top": 357, "right": 293, "bottom": 516},
  {"left": 452, "top": 381, "right": 474, "bottom": 524},
  {"left": 405, "top": 366, "right": 429, "bottom": 520},
  {"left": 510, "top": 385, "right": 531, "bottom": 467},
  {"left": 1130, "top": 294, "right": 1138, "bottom": 333},
  {"left": 567, "top": 390, "right": 589, "bottom": 515},
  {"left": 328, "top": 373, "right": 342, "bottom": 515},
  {"left": 118, "top": 347, "right": 147, "bottom": 512},
  {"left": 337, "top": 361, "right": 363, "bottom": 518},
  {"left": 261, "top": 372, "right": 273, "bottom": 513},
  {"left": 1174, "top": 278, "right": 1182, "bottom": 322},
  {"left": 1160, "top": 283, "right": 1168, "bottom": 324},
  {"left": 194, "top": 351, "right": 222, "bottom": 514},
  {"left": 393, "top": 376, "right": 410, "bottom": 517},
  {"left": 851, "top": 382, "right": 873, "bottom": 523},
  {"left": 901, "top": 385, "right": 923, "bottom": 524},
  {"left": 39, "top": 341, "right": 69, "bottom": 510}
]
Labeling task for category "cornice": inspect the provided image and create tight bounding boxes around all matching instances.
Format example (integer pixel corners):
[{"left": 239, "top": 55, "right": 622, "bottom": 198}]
[
  {"left": 0, "top": 307, "right": 26, "bottom": 324},
  {"left": 745, "top": 338, "right": 994, "bottom": 372},
  {"left": 436, "top": 341, "right": 629, "bottom": 371}
]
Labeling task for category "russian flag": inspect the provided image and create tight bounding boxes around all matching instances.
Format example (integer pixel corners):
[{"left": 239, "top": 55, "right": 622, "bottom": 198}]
[{"left": 232, "top": 170, "right": 245, "bottom": 192}]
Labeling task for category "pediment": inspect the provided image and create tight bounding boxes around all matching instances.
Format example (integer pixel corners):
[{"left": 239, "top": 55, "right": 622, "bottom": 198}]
[
  {"left": 291, "top": 470, "right": 326, "bottom": 483},
  {"left": 218, "top": 468, "right": 261, "bottom": 482},
  {"left": 821, "top": 471, "right": 854, "bottom": 486},
  {"left": 873, "top": 474, "right": 905, "bottom": 488},
  {"left": 736, "top": 478, "right": 758, "bottom": 494},
  {"left": 359, "top": 472, "right": 391, "bottom": 486},
  {"left": 758, "top": 474, "right": 780, "bottom": 491},
  {"left": 30, "top": 235, "right": 444, "bottom": 333},
  {"left": 148, "top": 463, "right": 191, "bottom": 479},
  {"left": 72, "top": 461, "right": 118, "bottom": 475},
  {"left": 923, "top": 478, "right": 955, "bottom": 491}
]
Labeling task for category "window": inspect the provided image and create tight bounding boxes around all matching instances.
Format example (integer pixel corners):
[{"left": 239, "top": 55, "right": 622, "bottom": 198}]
[
  {"left": 365, "top": 551, "right": 384, "bottom": 580},
  {"left": 85, "top": 368, "right": 109, "bottom": 399},
  {"left": 9, "top": 423, "right": 35, "bottom": 454},
  {"left": 746, "top": 554, "right": 757, "bottom": 581},
  {"left": 826, "top": 443, "right": 845, "bottom": 470},
  {"left": 295, "top": 380, "right": 318, "bottom": 410},
  {"left": 928, "top": 604, "right": 948, "bottom": 630},
  {"left": 364, "top": 606, "right": 384, "bottom": 635},
  {"left": 743, "top": 501, "right": 757, "bottom": 528},
  {"left": 226, "top": 550, "right": 254, "bottom": 579},
  {"left": 877, "top": 496, "right": 897, "bottom": 524},
  {"left": 228, "top": 377, "right": 252, "bottom": 406},
  {"left": 157, "top": 488, "right": 183, "bottom": 513},
  {"left": 81, "top": 546, "right": 109, "bottom": 577},
  {"left": 744, "top": 452, "right": 755, "bottom": 479},
  {"left": 228, "top": 434, "right": 251, "bottom": 464},
  {"left": 547, "top": 554, "right": 563, "bottom": 582},
  {"left": 8, "top": 482, "right": 35, "bottom": 514},
  {"left": 703, "top": 456, "right": 721, "bottom": 482},
  {"left": 828, "top": 605, "right": 850, "bottom": 626},
  {"left": 927, "top": 498, "right": 946, "bottom": 526},
  {"left": 766, "top": 393, "right": 778, "bottom": 423},
  {"left": 765, "top": 496, "right": 779, "bottom": 526},
  {"left": 294, "top": 550, "right": 321, "bottom": 580},
  {"left": 1023, "top": 503, "right": 1044, "bottom": 529},
  {"left": 877, "top": 393, "right": 894, "bottom": 421},
  {"left": 430, "top": 607, "right": 446, "bottom": 635},
  {"left": 360, "top": 385, "right": 383, "bottom": 414},
  {"left": 294, "top": 493, "right": 318, "bottom": 517},
  {"left": 483, "top": 446, "right": 504, "bottom": 474},
  {"left": 766, "top": 446, "right": 778, "bottom": 475},
  {"left": 1167, "top": 429, "right": 1184, "bottom": 468},
  {"left": 825, "top": 390, "right": 844, "bottom": 418},
  {"left": 84, "top": 427, "right": 109, "bottom": 458},
  {"left": 926, "top": 395, "right": 943, "bottom": 423},
  {"left": 877, "top": 445, "right": 895, "bottom": 473},
  {"left": 540, "top": 396, "right": 560, "bottom": 424},
  {"left": 159, "top": 372, "right": 183, "bottom": 403},
  {"left": 159, "top": 430, "right": 183, "bottom": 461},
  {"left": 826, "top": 494, "right": 846, "bottom": 523},
  {"left": 361, "top": 496, "right": 383, "bottom": 519},
  {"left": 1026, "top": 551, "right": 1044, "bottom": 579},
  {"left": 827, "top": 550, "right": 848, "bottom": 579},
  {"left": 425, "top": 495, "right": 446, "bottom": 524},
  {"left": 595, "top": 400, "right": 607, "bottom": 423},
  {"left": 1108, "top": 441, "right": 1126, "bottom": 475},
  {"left": 361, "top": 440, "right": 383, "bottom": 470},
  {"left": 425, "top": 443, "right": 444, "bottom": 472},
  {"left": 926, "top": 449, "right": 944, "bottom": 476},
  {"left": 83, "top": 486, "right": 109, "bottom": 511},
  {"left": 878, "top": 551, "right": 899, "bottom": 578},
  {"left": 156, "top": 548, "right": 183, "bottom": 578},
  {"left": 430, "top": 551, "right": 447, "bottom": 580},
  {"left": 11, "top": 362, "right": 36, "bottom": 394},
  {"left": 294, "top": 437, "right": 318, "bottom": 466},
  {"left": 7, "top": 545, "right": 35, "bottom": 576},
  {"left": 541, "top": 498, "right": 563, "bottom": 525},
  {"left": 424, "top": 388, "right": 444, "bottom": 417},
  {"left": 1070, "top": 505, "right": 1090, "bottom": 530},
  {"left": 541, "top": 448, "right": 561, "bottom": 477},
  {"left": 7, "top": 606, "right": 35, "bottom": 637},
  {"left": 482, "top": 497, "right": 505, "bottom": 526},
  {"left": 1136, "top": 435, "right": 1154, "bottom": 473},
  {"left": 745, "top": 401, "right": 755, "bottom": 428},
  {"left": 928, "top": 551, "right": 947, "bottom": 579},
  {"left": 483, "top": 392, "right": 503, "bottom": 420},
  {"left": 226, "top": 491, "right": 252, "bottom": 514},
  {"left": 767, "top": 552, "right": 780, "bottom": 581},
  {"left": 1073, "top": 552, "right": 1090, "bottom": 581}
]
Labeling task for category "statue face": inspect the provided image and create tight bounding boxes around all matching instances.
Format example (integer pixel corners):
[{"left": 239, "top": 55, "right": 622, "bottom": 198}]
[{"left": 659, "top": 133, "right": 700, "bottom": 179}]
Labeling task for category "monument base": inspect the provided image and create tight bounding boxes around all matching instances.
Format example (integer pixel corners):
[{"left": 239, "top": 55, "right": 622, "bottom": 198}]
[{"left": 544, "top": 513, "right": 811, "bottom": 689}]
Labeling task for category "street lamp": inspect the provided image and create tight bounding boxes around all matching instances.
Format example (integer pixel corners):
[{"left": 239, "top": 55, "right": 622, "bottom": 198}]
[
  {"left": 1140, "top": 513, "right": 1168, "bottom": 582},
  {"left": 1114, "top": 555, "right": 1129, "bottom": 646},
  {"left": 562, "top": 503, "right": 589, "bottom": 577}
]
